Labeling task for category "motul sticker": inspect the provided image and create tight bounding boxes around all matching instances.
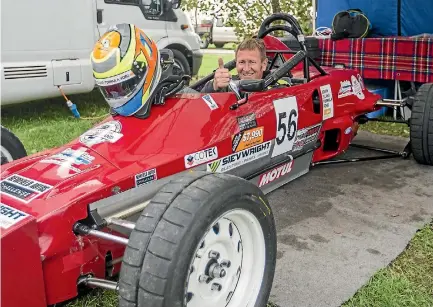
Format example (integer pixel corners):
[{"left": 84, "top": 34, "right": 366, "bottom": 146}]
[
  {"left": 232, "top": 126, "right": 264, "bottom": 152},
  {"left": 0, "top": 203, "right": 29, "bottom": 229},
  {"left": 237, "top": 113, "right": 257, "bottom": 131},
  {"left": 207, "top": 141, "right": 271, "bottom": 173},
  {"left": 135, "top": 168, "right": 157, "bottom": 186},
  {"left": 320, "top": 84, "right": 334, "bottom": 120},
  {"left": 80, "top": 121, "right": 123, "bottom": 146},
  {"left": 292, "top": 123, "right": 322, "bottom": 151},
  {"left": 202, "top": 94, "right": 218, "bottom": 110},
  {"left": 0, "top": 174, "right": 53, "bottom": 203},
  {"left": 185, "top": 147, "right": 218, "bottom": 168},
  {"left": 258, "top": 159, "right": 294, "bottom": 187}
]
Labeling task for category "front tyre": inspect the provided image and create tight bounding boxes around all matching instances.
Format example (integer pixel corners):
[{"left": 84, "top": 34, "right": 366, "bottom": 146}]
[
  {"left": 1, "top": 126, "right": 27, "bottom": 165},
  {"left": 119, "top": 171, "right": 277, "bottom": 307}
]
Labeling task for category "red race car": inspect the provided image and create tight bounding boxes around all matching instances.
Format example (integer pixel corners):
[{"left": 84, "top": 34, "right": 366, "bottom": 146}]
[{"left": 1, "top": 13, "right": 432, "bottom": 307}]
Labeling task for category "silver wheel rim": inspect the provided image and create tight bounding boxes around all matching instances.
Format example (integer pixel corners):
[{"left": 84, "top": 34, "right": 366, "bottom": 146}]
[
  {"left": 1, "top": 145, "right": 14, "bottom": 164},
  {"left": 185, "top": 208, "right": 266, "bottom": 307}
]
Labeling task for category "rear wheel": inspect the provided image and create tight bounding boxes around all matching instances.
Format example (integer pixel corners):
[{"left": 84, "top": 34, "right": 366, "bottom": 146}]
[
  {"left": 214, "top": 43, "right": 225, "bottom": 49},
  {"left": 118, "top": 171, "right": 277, "bottom": 307},
  {"left": 1, "top": 126, "right": 27, "bottom": 165},
  {"left": 410, "top": 83, "right": 433, "bottom": 165}
]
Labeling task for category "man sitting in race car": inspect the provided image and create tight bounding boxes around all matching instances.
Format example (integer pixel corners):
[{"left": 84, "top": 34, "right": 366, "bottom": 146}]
[
  {"left": 201, "top": 38, "right": 267, "bottom": 93},
  {"left": 201, "top": 38, "right": 289, "bottom": 93}
]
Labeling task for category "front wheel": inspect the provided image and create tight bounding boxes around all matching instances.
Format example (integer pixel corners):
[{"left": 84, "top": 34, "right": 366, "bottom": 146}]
[
  {"left": 1, "top": 126, "right": 27, "bottom": 165},
  {"left": 118, "top": 171, "right": 277, "bottom": 307}
]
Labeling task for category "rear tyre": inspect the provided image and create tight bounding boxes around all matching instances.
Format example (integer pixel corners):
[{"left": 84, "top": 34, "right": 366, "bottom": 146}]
[
  {"left": 1, "top": 126, "right": 27, "bottom": 165},
  {"left": 118, "top": 171, "right": 277, "bottom": 307},
  {"left": 214, "top": 43, "right": 225, "bottom": 49},
  {"left": 410, "top": 83, "right": 433, "bottom": 165}
]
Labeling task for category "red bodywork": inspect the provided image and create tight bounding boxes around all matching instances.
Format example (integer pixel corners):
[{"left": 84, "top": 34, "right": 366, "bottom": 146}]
[{"left": 0, "top": 35, "right": 381, "bottom": 307}]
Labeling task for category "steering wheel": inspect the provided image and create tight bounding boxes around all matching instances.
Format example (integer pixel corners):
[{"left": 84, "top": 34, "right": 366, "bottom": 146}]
[{"left": 257, "top": 13, "right": 307, "bottom": 52}]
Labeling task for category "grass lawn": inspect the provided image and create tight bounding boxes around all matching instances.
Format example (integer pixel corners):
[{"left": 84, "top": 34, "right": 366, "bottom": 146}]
[{"left": 1, "top": 53, "right": 431, "bottom": 307}]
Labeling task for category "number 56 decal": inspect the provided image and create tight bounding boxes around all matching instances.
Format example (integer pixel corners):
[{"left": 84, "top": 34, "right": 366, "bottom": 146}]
[{"left": 272, "top": 96, "right": 298, "bottom": 157}]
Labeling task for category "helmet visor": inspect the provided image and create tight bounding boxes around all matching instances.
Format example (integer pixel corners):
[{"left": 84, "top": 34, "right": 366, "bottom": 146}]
[{"left": 95, "top": 68, "right": 147, "bottom": 108}]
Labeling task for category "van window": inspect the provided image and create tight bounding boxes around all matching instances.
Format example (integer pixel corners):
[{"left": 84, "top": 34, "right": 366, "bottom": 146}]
[{"left": 104, "top": 0, "right": 177, "bottom": 22}]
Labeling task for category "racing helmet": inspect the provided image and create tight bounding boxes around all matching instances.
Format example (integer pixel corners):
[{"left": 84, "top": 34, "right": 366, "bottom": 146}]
[{"left": 91, "top": 23, "right": 161, "bottom": 117}]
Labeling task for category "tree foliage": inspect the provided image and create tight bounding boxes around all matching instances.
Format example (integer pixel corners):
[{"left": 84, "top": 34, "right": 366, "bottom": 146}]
[{"left": 181, "top": 0, "right": 313, "bottom": 40}]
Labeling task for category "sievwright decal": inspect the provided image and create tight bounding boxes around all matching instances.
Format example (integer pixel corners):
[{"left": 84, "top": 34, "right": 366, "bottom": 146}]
[
  {"left": 207, "top": 141, "right": 271, "bottom": 173},
  {"left": 0, "top": 203, "right": 29, "bottom": 229}
]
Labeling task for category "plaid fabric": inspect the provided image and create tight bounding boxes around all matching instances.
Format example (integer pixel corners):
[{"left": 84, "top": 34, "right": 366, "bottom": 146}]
[{"left": 318, "top": 36, "right": 433, "bottom": 83}]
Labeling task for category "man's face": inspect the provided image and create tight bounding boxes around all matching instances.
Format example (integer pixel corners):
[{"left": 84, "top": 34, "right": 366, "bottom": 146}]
[{"left": 235, "top": 48, "right": 267, "bottom": 80}]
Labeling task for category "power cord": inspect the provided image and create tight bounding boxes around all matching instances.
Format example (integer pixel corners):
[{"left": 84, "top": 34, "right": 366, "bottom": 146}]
[{"left": 58, "top": 86, "right": 109, "bottom": 120}]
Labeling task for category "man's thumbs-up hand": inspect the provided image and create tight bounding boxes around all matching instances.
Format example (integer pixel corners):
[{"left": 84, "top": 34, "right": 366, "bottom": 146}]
[{"left": 213, "top": 57, "right": 231, "bottom": 91}]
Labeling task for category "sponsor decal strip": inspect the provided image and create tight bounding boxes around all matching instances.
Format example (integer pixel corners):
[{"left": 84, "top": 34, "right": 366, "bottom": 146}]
[
  {"left": 0, "top": 174, "right": 53, "bottom": 203},
  {"left": 232, "top": 126, "right": 264, "bottom": 152},
  {"left": 185, "top": 146, "right": 219, "bottom": 169},
  {"left": 258, "top": 159, "right": 294, "bottom": 187},
  {"left": 237, "top": 113, "right": 257, "bottom": 131},
  {"left": 202, "top": 94, "right": 219, "bottom": 110},
  {"left": 207, "top": 141, "right": 271, "bottom": 173},
  {"left": 135, "top": 168, "right": 157, "bottom": 186},
  {"left": 0, "top": 203, "right": 29, "bottom": 229}
]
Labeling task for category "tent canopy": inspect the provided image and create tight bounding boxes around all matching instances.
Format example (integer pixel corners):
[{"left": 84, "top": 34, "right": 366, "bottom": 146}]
[{"left": 316, "top": 0, "right": 433, "bottom": 37}]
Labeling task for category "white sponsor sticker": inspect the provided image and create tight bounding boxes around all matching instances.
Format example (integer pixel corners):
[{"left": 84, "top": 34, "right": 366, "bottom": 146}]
[
  {"left": 351, "top": 75, "right": 365, "bottom": 100},
  {"left": 0, "top": 174, "right": 53, "bottom": 203},
  {"left": 345, "top": 127, "right": 352, "bottom": 135},
  {"left": 272, "top": 97, "right": 299, "bottom": 157},
  {"left": 80, "top": 121, "right": 123, "bottom": 146},
  {"left": 185, "top": 147, "right": 218, "bottom": 168},
  {"left": 135, "top": 168, "right": 157, "bottom": 186},
  {"left": 207, "top": 141, "right": 271, "bottom": 173},
  {"left": 94, "top": 70, "right": 135, "bottom": 87},
  {"left": 258, "top": 159, "right": 294, "bottom": 187},
  {"left": 202, "top": 94, "right": 219, "bottom": 110},
  {"left": 39, "top": 159, "right": 82, "bottom": 173},
  {"left": 0, "top": 203, "right": 29, "bottom": 229},
  {"left": 292, "top": 123, "right": 322, "bottom": 151},
  {"left": 320, "top": 84, "right": 334, "bottom": 120},
  {"left": 338, "top": 80, "right": 353, "bottom": 98}
]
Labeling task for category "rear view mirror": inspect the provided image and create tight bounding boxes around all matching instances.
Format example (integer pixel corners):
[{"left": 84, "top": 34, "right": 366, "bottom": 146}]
[
  {"left": 237, "top": 79, "right": 266, "bottom": 92},
  {"left": 139, "top": 0, "right": 163, "bottom": 16}
]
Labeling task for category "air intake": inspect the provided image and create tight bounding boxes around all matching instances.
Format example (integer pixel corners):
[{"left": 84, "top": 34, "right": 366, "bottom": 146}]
[{"left": 3, "top": 65, "right": 48, "bottom": 80}]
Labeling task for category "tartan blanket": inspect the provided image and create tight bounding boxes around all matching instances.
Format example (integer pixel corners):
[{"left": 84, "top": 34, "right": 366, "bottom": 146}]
[{"left": 318, "top": 36, "right": 433, "bottom": 83}]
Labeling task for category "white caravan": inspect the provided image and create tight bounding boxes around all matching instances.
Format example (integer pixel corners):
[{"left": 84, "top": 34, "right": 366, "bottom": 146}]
[{"left": 1, "top": 0, "right": 202, "bottom": 106}]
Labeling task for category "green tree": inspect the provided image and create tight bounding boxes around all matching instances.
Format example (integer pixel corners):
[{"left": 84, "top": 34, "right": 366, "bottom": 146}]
[{"left": 181, "top": 0, "right": 313, "bottom": 39}]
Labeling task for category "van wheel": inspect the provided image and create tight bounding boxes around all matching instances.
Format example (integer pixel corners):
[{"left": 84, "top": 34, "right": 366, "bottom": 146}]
[
  {"left": 214, "top": 43, "right": 225, "bottom": 49},
  {"left": 1, "top": 126, "right": 27, "bottom": 165},
  {"left": 200, "top": 35, "right": 210, "bottom": 49},
  {"left": 171, "top": 49, "right": 191, "bottom": 77}
]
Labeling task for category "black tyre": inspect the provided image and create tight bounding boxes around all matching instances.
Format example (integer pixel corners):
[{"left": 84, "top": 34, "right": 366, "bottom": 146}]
[
  {"left": 171, "top": 49, "right": 191, "bottom": 77},
  {"left": 410, "top": 83, "right": 433, "bottom": 165},
  {"left": 214, "top": 43, "right": 225, "bottom": 49},
  {"left": 118, "top": 171, "right": 277, "bottom": 307},
  {"left": 1, "top": 126, "right": 27, "bottom": 165}
]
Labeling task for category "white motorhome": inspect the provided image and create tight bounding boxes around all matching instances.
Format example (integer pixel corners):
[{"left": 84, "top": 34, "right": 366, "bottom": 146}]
[{"left": 1, "top": 0, "right": 202, "bottom": 106}]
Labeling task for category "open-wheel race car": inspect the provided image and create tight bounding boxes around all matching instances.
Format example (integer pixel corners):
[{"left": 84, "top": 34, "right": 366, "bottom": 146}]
[{"left": 1, "top": 12, "right": 432, "bottom": 307}]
